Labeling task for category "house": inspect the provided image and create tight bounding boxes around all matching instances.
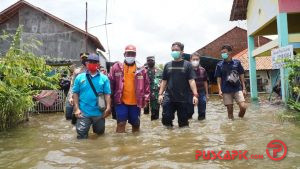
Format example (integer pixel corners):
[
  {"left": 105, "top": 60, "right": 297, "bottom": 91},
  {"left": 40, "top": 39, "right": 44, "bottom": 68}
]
[
  {"left": 194, "top": 26, "right": 271, "bottom": 94},
  {"left": 230, "top": 0, "right": 300, "bottom": 102},
  {"left": 233, "top": 49, "right": 280, "bottom": 93},
  {"left": 0, "top": 0, "right": 107, "bottom": 68}
]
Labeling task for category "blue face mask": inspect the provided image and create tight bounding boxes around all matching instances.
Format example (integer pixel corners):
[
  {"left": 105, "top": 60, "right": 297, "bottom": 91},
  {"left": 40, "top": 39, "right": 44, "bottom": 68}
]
[
  {"left": 221, "top": 53, "right": 229, "bottom": 59},
  {"left": 171, "top": 51, "right": 181, "bottom": 60}
]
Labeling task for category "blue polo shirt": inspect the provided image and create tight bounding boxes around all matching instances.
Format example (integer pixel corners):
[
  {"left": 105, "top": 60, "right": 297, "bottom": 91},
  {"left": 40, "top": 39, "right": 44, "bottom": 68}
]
[
  {"left": 215, "top": 59, "right": 245, "bottom": 93},
  {"left": 72, "top": 71, "right": 111, "bottom": 117}
]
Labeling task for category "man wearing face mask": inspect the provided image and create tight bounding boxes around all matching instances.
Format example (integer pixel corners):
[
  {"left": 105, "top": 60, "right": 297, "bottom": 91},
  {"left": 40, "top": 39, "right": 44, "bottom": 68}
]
[
  {"left": 72, "top": 54, "right": 111, "bottom": 139},
  {"left": 188, "top": 52, "right": 209, "bottom": 120},
  {"left": 158, "top": 42, "right": 198, "bottom": 127},
  {"left": 144, "top": 56, "right": 160, "bottom": 120},
  {"left": 215, "top": 45, "right": 247, "bottom": 120},
  {"left": 65, "top": 52, "right": 89, "bottom": 124},
  {"left": 109, "top": 45, "right": 150, "bottom": 133}
]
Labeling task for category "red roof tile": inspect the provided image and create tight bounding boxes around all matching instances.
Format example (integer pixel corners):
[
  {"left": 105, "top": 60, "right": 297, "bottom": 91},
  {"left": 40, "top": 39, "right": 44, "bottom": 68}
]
[{"left": 233, "top": 49, "right": 273, "bottom": 70}]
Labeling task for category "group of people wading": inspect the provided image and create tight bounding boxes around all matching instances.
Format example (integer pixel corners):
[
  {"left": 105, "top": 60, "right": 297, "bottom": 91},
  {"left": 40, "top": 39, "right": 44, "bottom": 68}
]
[{"left": 65, "top": 42, "right": 247, "bottom": 139}]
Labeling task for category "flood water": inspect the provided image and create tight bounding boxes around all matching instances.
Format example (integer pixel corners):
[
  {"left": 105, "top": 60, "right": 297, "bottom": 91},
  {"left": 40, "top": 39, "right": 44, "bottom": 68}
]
[{"left": 0, "top": 96, "right": 300, "bottom": 169}]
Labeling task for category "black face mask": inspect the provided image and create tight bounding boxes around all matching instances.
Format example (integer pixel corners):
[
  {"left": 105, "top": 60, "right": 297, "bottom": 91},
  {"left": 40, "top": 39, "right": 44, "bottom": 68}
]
[
  {"left": 147, "top": 62, "right": 155, "bottom": 68},
  {"left": 81, "top": 59, "right": 87, "bottom": 66}
]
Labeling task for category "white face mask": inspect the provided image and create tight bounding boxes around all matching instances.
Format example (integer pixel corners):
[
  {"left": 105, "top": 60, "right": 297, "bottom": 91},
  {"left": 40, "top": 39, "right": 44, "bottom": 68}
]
[
  {"left": 125, "top": 57, "right": 135, "bottom": 64},
  {"left": 191, "top": 60, "right": 199, "bottom": 67}
]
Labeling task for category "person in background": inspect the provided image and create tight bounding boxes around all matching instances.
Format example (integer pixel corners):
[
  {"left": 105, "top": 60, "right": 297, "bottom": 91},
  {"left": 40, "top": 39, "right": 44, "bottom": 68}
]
[
  {"left": 109, "top": 45, "right": 150, "bottom": 133},
  {"left": 158, "top": 42, "right": 198, "bottom": 128},
  {"left": 215, "top": 44, "right": 247, "bottom": 120},
  {"left": 188, "top": 52, "right": 209, "bottom": 120},
  {"left": 73, "top": 54, "right": 111, "bottom": 139},
  {"left": 144, "top": 56, "right": 160, "bottom": 120},
  {"left": 65, "top": 53, "right": 88, "bottom": 123}
]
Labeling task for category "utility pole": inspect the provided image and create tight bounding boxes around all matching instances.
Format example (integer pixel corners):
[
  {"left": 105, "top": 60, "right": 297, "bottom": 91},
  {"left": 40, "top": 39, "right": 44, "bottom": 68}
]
[{"left": 85, "top": 1, "right": 88, "bottom": 52}]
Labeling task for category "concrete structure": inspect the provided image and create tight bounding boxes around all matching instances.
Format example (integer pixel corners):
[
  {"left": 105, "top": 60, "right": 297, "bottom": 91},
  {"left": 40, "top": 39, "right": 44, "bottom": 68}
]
[
  {"left": 230, "top": 0, "right": 300, "bottom": 102},
  {"left": 0, "top": 0, "right": 107, "bottom": 68}
]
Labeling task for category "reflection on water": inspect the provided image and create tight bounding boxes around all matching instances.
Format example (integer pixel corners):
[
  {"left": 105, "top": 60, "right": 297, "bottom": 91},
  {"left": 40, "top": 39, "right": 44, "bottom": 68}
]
[{"left": 0, "top": 97, "right": 300, "bottom": 169}]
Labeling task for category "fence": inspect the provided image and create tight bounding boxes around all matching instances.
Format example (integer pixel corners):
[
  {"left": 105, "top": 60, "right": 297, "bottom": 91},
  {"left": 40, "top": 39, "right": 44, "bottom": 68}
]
[{"left": 32, "top": 90, "right": 65, "bottom": 113}]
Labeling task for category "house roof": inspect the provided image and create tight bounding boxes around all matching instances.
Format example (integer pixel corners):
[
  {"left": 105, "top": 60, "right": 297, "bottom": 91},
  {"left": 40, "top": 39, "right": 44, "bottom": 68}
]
[
  {"left": 233, "top": 49, "right": 274, "bottom": 70},
  {"left": 196, "top": 26, "right": 271, "bottom": 59},
  {"left": 230, "top": 0, "right": 248, "bottom": 21},
  {"left": 0, "top": 0, "right": 105, "bottom": 51}
]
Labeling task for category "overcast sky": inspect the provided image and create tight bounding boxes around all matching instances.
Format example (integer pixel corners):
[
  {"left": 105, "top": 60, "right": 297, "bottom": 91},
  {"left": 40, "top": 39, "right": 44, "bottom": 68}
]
[{"left": 0, "top": 0, "right": 246, "bottom": 64}]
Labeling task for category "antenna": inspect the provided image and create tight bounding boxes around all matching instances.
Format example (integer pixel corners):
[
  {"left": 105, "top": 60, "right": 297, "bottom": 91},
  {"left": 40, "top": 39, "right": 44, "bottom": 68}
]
[
  {"left": 85, "top": 1, "right": 88, "bottom": 52},
  {"left": 105, "top": 0, "right": 111, "bottom": 61}
]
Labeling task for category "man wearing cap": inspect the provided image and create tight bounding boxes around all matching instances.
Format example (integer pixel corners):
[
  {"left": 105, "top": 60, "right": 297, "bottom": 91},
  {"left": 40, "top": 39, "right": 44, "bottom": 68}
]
[
  {"left": 72, "top": 54, "right": 111, "bottom": 139},
  {"left": 109, "top": 45, "right": 150, "bottom": 133},
  {"left": 65, "top": 53, "right": 89, "bottom": 124},
  {"left": 144, "top": 56, "right": 160, "bottom": 120}
]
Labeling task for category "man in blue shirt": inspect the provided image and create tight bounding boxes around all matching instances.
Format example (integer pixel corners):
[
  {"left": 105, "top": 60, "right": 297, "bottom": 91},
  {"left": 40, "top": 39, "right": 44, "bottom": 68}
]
[
  {"left": 73, "top": 54, "right": 111, "bottom": 139},
  {"left": 215, "top": 45, "right": 247, "bottom": 120}
]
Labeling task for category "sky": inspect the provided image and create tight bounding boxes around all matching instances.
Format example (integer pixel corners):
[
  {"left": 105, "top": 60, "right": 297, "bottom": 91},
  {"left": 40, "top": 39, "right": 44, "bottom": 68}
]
[{"left": 0, "top": 0, "right": 246, "bottom": 64}]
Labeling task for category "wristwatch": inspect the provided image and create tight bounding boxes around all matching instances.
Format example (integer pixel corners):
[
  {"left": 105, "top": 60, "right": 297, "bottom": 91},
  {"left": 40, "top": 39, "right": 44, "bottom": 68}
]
[{"left": 193, "top": 93, "right": 199, "bottom": 97}]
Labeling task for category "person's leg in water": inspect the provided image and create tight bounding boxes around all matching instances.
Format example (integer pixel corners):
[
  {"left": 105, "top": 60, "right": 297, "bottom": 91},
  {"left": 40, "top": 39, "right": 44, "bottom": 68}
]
[
  {"left": 150, "top": 99, "right": 160, "bottom": 120},
  {"left": 162, "top": 101, "right": 176, "bottom": 127},
  {"left": 76, "top": 116, "right": 92, "bottom": 139},
  {"left": 144, "top": 102, "right": 150, "bottom": 114},
  {"left": 226, "top": 104, "right": 234, "bottom": 119},
  {"left": 223, "top": 93, "right": 234, "bottom": 119},
  {"left": 115, "top": 104, "right": 129, "bottom": 133},
  {"left": 187, "top": 93, "right": 194, "bottom": 119},
  {"left": 128, "top": 105, "right": 141, "bottom": 132},
  {"left": 234, "top": 91, "right": 246, "bottom": 118},
  {"left": 92, "top": 116, "right": 105, "bottom": 135},
  {"left": 198, "top": 90, "right": 207, "bottom": 120},
  {"left": 177, "top": 102, "right": 189, "bottom": 127}
]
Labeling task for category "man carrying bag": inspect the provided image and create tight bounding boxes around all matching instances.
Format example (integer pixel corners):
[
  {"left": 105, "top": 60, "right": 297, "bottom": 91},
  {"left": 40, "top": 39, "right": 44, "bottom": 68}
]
[{"left": 73, "top": 54, "right": 111, "bottom": 139}]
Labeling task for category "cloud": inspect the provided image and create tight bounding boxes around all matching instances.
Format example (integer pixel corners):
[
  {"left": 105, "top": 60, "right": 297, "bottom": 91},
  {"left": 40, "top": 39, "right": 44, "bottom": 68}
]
[{"left": 0, "top": 0, "right": 246, "bottom": 64}]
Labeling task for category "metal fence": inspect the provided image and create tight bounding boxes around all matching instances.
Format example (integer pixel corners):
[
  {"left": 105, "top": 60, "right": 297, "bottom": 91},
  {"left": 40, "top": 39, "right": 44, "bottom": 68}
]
[{"left": 32, "top": 90, "right": 65, "bottom": 113}]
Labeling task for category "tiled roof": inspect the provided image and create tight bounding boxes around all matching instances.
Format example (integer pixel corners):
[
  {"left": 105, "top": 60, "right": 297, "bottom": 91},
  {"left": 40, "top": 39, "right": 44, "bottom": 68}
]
[{"left": 233, "top": 49, "right": 274, "bottom": 70}]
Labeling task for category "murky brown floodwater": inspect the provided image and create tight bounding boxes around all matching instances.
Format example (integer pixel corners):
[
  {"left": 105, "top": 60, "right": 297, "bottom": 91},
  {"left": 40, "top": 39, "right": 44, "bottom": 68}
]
[{"left": 0, "top": 96, "right": 300, "bottom": 169}]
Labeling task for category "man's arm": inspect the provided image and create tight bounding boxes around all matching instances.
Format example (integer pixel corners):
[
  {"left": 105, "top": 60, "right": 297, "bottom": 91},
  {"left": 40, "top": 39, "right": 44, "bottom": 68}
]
[
  {"left": 102, "top": 94, "right": 111, "bottom": 118},
  {"left": 188, "top": 79, "right": 198, "bottom": 96},
  {"left": 189, "top": 79, "right": 199, "bottom": 105},
  {"left": 217, "top": 77, "right": 222, "bottom": 98},
  {"left": 204, "top": 81, "right": 209, "bottom": 98},
  {"left": 158, "top": 80, "right": 167, "bottom": 104},
  {"left": 73, "top": 93, "right": 82, "bottom": 118},
  {"left": 239, "top": 74, "right": 247, "bottom": 95}
]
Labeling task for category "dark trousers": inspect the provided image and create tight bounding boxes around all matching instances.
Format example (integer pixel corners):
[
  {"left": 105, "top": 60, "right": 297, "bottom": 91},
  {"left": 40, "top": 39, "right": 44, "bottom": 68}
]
[
  {"left": 162, "top": 101, "right": 189, "bottom": 127},
  {"left": 65, "top": 99, "right": 77, "bottom": 125},
  {"left": 187, "top": 90, "right": 207, "bottom": 119},
  {"left": 144, "top": 99, "right": 160, "bottom": 120},
  {"left": 76, "top": 115, "right": 105, "bottom": 139}
]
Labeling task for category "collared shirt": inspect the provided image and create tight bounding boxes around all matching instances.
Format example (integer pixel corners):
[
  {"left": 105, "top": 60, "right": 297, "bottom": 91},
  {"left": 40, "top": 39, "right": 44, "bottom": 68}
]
[
  {"left": 215, "top": 59, "right": 245, "bottom": 93},
  {"left": 122, "top": 63, "right": 137, "bottom": 105},
  {"left": 194, "top": 66, "right": 208, "bottom": 92},
  {"left": 73, "top": 71, "right": 111, "bottom": 117}
]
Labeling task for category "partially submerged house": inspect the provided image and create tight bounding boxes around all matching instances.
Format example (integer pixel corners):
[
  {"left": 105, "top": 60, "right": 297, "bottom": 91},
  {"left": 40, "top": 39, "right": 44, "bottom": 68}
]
[{"left": 0, "top": 0, "right": 107, "bottom": 68}]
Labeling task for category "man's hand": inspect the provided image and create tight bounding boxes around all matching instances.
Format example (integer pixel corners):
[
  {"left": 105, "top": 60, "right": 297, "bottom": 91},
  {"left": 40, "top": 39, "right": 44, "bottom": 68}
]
[
  {"left": 218, "top": 90, "right": 223, "bottom": 98},
  {"left": 102, "top": 108, "right": 111, "bottom": 119},
  {"left": 242, "top": 89, "right": 247, "bottom": 97},
  {"left": 68, "top": 97, "right": 74, "bottom": 106},
  {"left": 158, "top": 95, "right": 164, "bottom": 104},
  {"left": 193, "top": 96, "right": 198, "bottom": 105},
  {"left": 74, "top": 109, "right": 82, "bottom": 118},
  {"left": 206, "top": 94, "right": 210, "bottom": 101}
]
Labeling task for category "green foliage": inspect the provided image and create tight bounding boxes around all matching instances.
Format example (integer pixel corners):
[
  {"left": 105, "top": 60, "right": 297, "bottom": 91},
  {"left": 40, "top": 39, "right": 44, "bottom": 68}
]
[
  {"left": 0, "top": 26, "right": 59, "bottom": 131},
  {"left": 285, "top": 53, "right": 300, "bottom": 113}
]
